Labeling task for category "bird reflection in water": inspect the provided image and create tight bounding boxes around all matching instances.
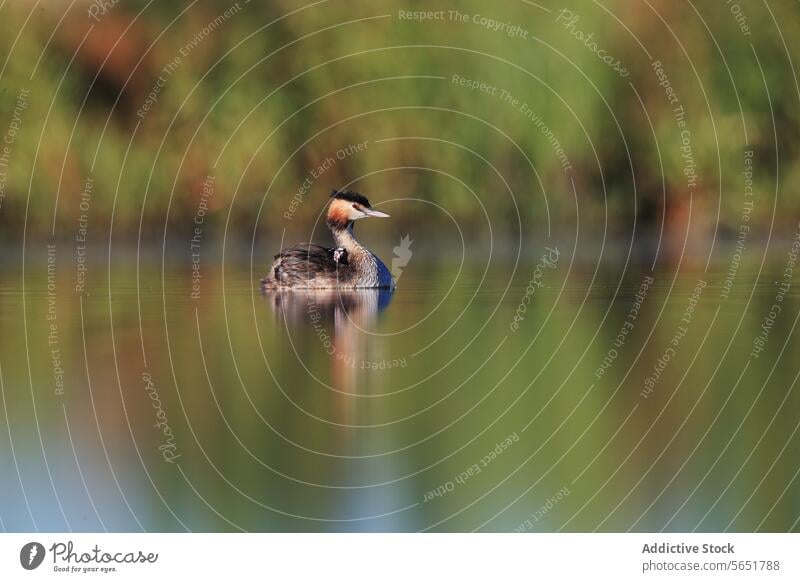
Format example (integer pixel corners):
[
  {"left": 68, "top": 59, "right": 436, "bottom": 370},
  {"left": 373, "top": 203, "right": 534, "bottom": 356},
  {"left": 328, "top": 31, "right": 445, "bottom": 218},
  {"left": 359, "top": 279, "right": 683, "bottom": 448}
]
[{"left": 266, "top": 289, "right": 395, "bottom": 419}]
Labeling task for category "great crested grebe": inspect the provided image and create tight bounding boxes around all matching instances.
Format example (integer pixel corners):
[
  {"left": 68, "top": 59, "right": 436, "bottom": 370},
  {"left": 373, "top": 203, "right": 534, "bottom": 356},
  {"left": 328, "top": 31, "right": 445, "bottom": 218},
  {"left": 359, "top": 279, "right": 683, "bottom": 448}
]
[{"left": 261, "top": 190, "right": 394, "bottom": 290}]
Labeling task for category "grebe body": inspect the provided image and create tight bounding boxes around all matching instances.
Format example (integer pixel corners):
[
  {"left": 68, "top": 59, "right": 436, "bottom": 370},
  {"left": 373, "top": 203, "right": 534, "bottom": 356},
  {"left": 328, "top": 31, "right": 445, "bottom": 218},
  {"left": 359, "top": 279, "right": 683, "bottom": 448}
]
[{"left": 262, "top": 190, "right": 393, "bottom": 290}]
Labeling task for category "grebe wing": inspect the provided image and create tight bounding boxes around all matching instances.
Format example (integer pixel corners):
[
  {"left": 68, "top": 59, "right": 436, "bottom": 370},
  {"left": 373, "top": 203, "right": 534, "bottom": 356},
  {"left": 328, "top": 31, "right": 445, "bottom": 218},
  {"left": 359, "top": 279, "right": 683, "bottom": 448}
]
[{"left": 268, "top": 243, "right": 346, "bottom": 287}]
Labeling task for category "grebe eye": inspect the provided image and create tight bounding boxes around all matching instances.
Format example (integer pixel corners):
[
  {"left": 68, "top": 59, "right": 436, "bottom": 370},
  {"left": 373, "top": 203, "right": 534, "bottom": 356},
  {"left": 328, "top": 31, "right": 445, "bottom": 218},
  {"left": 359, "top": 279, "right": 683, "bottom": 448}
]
[{"left": 352, "top": 204, "right": 358, "bottom": 209}]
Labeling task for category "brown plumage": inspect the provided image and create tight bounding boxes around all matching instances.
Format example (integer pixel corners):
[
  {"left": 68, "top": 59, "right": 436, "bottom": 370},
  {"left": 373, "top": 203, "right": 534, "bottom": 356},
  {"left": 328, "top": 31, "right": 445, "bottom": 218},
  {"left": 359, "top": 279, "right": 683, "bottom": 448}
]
[{"left": 266, "top": 243, "right": 349, "bottom": 288}]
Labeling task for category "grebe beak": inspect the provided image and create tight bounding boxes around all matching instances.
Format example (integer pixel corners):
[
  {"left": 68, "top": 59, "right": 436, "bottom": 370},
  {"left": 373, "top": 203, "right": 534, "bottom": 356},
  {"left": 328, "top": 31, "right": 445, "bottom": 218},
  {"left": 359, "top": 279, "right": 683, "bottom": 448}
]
[{"left": 363, "top": 208, "right": 390, "bottom": 218}]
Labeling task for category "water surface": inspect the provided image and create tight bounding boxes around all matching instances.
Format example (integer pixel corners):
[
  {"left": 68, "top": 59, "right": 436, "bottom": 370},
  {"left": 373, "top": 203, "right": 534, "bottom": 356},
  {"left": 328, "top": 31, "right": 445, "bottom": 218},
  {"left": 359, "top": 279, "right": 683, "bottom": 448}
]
[{"left": 1, "top": 244, "right": 798, "bottom": 532}]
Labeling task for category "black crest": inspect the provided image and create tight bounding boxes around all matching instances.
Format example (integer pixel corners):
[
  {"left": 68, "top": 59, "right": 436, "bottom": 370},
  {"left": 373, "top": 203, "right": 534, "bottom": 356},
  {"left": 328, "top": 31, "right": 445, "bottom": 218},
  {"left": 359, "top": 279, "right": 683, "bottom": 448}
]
[{"left": 330, "top": 189, "right": 371, "bottom": 207}]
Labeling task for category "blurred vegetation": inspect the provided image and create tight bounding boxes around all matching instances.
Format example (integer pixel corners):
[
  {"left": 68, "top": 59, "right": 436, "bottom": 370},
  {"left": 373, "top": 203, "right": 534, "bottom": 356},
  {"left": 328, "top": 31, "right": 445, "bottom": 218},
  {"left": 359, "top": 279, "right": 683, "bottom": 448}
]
[{"left": 0, "top": 0, "right": 798, "bottom": 241}]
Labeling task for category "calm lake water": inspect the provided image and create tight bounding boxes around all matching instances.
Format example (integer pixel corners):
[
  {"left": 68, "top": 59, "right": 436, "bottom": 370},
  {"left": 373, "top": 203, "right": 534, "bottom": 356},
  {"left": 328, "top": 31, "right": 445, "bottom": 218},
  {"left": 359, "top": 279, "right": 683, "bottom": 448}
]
[{"left": 1, "top": 241, "right": 798, "bottom": 532}]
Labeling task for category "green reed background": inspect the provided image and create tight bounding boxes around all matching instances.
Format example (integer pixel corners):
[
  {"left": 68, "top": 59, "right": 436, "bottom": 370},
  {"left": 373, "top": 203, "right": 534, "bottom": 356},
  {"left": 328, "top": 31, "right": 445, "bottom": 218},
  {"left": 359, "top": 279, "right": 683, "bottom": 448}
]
[{"left": 0, "top": 0, "right": 797, "bottom": 240}]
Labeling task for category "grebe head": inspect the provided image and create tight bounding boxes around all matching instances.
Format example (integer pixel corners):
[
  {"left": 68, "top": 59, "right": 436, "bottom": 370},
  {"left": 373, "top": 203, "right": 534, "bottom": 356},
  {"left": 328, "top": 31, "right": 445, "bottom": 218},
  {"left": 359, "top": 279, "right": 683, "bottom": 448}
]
[{"left": 327, "top": 189, "right": 390, "bottom": 230}]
